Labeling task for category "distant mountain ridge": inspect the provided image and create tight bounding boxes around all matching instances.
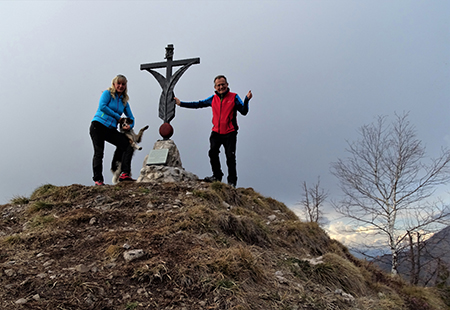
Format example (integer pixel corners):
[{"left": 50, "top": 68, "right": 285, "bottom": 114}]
[{"left": 373, "top": 225, "right": 450, "bottom": 287}]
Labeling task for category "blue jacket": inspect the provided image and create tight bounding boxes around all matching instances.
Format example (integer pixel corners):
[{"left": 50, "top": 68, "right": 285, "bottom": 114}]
[{"left": 92, "top": 90, "right": 134, "bottom": 129}]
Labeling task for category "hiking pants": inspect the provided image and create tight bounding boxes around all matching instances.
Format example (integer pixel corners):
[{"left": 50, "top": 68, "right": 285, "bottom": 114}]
[
  {"left": 208, "top": 131, "right": 238, "bottom": 185},
  {"left": 89, "top": 121, "right": 133, "bottom": 182}
]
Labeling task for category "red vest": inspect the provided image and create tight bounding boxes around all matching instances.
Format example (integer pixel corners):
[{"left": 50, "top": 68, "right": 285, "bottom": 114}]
[{"left": 211, "top": 91, "right": 239, "bottom": 134}]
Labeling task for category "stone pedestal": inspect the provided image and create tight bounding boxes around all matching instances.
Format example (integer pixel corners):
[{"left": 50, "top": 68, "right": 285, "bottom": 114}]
[{"left": 137, "top": 139, "right": 198, "bottom": 183}]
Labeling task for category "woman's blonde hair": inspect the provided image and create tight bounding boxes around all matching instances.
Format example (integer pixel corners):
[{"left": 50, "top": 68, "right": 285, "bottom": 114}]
[{"left": 108, "top": 74, "right": 129, "bottom": 105}]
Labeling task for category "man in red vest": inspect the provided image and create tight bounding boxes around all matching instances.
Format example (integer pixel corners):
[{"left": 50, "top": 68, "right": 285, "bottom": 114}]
[{"left": 175, "top": 75, "right": 253, "bottom": 187}]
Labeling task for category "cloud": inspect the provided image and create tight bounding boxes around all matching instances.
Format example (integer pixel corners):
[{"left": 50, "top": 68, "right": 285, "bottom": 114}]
[{"left": 327, "top": 221, "right": 386, "bottom": 248}]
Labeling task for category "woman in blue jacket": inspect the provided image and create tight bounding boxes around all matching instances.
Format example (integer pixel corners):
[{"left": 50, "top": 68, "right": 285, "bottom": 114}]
[{"left": 89, "top": 74, "right": 135, "bottom": 185}]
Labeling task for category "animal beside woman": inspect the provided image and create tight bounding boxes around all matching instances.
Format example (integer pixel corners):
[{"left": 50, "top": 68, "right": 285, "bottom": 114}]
[
  {"left": 110, "top": 118, "right": 149, "bottom": 184},
  {"left": 118, "top": 117, "right": 149, "bottom": 151}
]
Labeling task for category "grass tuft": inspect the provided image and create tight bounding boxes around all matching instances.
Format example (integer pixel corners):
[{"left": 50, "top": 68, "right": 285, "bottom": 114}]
[
  {"left": 211, "top": 181, "right": 223, "bottom": 191},
  {"left": 125, "top": 301, "right": 139, "bottom": 310},
  {"left": 208, "top": 246, "right": 265, "bottom": 284},
  {"left": 28, "top": 201, "right": 54, "bottom": 213},
  {"left": 29, "top": 215, "right": 55, "bottom": 228},
  {"left": 287, "top": 253, "right": 367, "bottom": 297},
  {"left": 274, "top": 220, "right": 333, "bottom": 256},
  {"left": 10, "top": 195, "right": 30, "bottom": 205},
  {"left": 2, "top": 234, "right": 23, "bottom": 246},
  {"left": 30, "top": 184, "right": 58, "bottom": 200},
  {"left": 105, "top": 245, "right": 123, "bottom": 259},
  {"left": 133, "top": 261, "right": 171, "bottom": 284},
  {"left": 402, "top": 286, "right": 448, "bottom": 310},
  {"left": 217, "top": 213, "right": 268, "bottom": 246}
]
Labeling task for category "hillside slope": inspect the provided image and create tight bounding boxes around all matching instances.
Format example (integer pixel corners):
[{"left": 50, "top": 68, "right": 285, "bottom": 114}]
[{"left": 1, "top": 181, "right": 448, "bottom": 309}]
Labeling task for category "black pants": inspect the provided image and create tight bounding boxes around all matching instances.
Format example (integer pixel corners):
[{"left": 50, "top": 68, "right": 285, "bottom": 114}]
[
  {"left": 89, "top": 121, "right": 133, "bottom": 182},
  {"left": 209, "top": 131, "right": 238, "bottom": 185}
]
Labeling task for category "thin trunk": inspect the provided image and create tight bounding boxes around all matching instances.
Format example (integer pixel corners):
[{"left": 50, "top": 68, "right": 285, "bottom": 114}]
[
  {"left": 390, "top": 234, "right": 399, "bottom": 276},
  {"left": 415, "top": 232, "right": 421, "bottom": 285},
  {"left": 388, "top": 209, "right": 399, "bottom": 276},
  {"left": 408, "top": 231, "right": 417, "bottom": 284}
]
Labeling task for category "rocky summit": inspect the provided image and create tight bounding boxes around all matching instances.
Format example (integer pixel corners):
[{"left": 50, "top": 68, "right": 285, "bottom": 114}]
[{"left": 1, "top": 181, "right": 449, "bottom": 309}]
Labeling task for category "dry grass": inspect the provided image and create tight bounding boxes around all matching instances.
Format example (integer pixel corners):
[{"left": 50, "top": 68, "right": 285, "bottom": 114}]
[
  {"left": 60, "top": 208, "right": 99, "bottom": 225},
  {"left": 357, "top": 295, "right": 405, "bottom": 310},
  {"left": 272, "top": 220, "right": 335, "bottom": 256},
  {"left": 401, "top": 286, "right": 448, "bottom": 310},
  {"left": 29, "top": 183, "right": 59, "bottom": 200},
  {"left": 1, "top": 234, "right": 23, "bottom": 246},
  {"left": 217, "top": 212, "right": 269, "bottom": 246},
  {"left": 105, "top": 244, "right": 123, "bottom": 260},
  {"left": 9, "top": 195, "right": 30, "bottom": 205},
  {"left": 29, "top": 214, "right": 55, "bottom": 229},
  {"left": 27, "top": 201, "right": 54, "bottom": 213},
  {"left": 284, "top": 253, "right": 367, "bottom": 296},
  {"left": 1, "top": 181, "right": 449, "bottom": 309},
  {"left": 132, "top": 257, "right": 173, "bottom": 285},
  {"left": 207, "top": 245, "right": 265, "bottom": 284}
]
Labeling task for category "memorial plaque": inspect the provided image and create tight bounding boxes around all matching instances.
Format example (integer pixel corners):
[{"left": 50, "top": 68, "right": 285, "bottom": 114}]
[{"left": 146, "top": 149, "right": 169, "bottom": 165}]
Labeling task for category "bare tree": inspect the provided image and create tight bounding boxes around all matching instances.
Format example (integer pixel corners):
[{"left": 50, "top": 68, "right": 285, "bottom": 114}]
[
  {"left": 406, "top": 230, "right": 424, "bottom": 285},
  {"left": 331, "top": 112, "right": 450, "bottom": 276},
  {"left": 299, "top": 177, "right": 328, "bottom": 224}
]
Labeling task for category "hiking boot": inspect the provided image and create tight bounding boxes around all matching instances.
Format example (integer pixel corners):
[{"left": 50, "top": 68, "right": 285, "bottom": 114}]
[
  {"left": 119, "top": 173, "right": 135, "bottom": 182},
  {"left": 204, "top": 176, "right": 221, "bottom": 183},
  {"left": 94, "top": 181, "right": 105, "bottom": 186}
]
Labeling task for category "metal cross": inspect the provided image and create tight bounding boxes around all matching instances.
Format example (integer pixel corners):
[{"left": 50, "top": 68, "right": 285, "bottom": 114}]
[{"left": 140, "top": 44, "right": 200, "bottom": 124}]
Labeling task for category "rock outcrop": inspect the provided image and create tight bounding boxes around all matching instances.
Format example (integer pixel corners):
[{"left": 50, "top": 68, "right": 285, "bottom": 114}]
[{"left": 137, "top": 139, "right": 198, "bottom": 183}]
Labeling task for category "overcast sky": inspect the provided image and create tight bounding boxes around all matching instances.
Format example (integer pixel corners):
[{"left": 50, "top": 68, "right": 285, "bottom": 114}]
[{"left": 1, "top": 1, "right": 449, "bottom": 244}]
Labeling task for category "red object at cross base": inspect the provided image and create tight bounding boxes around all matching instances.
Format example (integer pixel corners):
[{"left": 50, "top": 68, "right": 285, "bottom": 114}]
[{"left": 159, "top": 123, "right": 174, "bottom": 140}]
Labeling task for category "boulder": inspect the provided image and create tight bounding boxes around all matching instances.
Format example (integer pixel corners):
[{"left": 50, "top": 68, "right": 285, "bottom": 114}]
[{"left": 137, "top": 139, "right": 198, "bottom": 183}]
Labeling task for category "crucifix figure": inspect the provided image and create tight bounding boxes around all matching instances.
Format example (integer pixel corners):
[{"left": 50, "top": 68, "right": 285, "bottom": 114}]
[{"left": 141, "top": 44, "right": 200, "bottom": 139}]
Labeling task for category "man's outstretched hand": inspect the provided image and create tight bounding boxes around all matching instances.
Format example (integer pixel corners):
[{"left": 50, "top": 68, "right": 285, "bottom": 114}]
[{"left": 247, "top": 90, "right": 253, "bottom": 100}]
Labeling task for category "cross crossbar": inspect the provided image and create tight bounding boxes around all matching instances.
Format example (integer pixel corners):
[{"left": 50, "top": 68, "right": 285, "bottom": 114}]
[{"left": 140, "top": 58, "right": 200, "bottom": 71}]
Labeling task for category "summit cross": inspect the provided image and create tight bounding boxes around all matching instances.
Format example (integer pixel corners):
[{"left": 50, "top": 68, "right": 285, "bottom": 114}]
[{"left": 140, "top": 44, "right": 200, "bottom": 138}]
